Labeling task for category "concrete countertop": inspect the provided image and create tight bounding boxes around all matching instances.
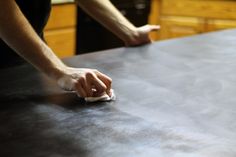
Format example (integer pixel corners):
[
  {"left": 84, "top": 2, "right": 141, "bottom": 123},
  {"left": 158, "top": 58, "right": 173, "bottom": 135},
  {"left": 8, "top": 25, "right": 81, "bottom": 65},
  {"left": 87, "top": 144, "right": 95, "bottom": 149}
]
[{"left": 1, "top": 29, "right": 236, "bottom": 157}]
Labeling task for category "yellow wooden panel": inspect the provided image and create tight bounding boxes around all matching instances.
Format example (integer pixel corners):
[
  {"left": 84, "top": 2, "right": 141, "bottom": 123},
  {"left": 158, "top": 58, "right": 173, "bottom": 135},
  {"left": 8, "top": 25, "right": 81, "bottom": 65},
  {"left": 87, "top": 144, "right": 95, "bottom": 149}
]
[
  {"left": 45, "top": 3, "right": 76, "bottom": 30},
  {"left": 160, "top": 16, "right": 205, "bottom": 39},
  {"left": 149, "top": 0, "right": 161, "bottom": 40},
  {"left": 162, "top": 0, "right": 236, "bottom": 20},
  {"left": 206, "top": 19, "right": 236, "bottom": 32},
  {"left": 44, "top": 28, "right": 76, "bottom": 58}
]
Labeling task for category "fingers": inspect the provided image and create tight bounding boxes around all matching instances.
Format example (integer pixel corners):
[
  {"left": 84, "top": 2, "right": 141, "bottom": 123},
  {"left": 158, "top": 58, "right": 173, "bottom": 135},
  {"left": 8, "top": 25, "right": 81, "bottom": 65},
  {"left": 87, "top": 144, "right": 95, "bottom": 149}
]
[
  {"left": 141, "top": 25, "right": 160, "bottom": 32},
  {"left": 77, "top": 76, "right": 93, "bottom": 97},
  {"left": 86, "top": 72, "right": 107, "bottom": 97},
  {"left": 73, "top": 70, "right": 112, "bottom": 98},
  {"left": 57, "top": 67, "right": 113, "bottom": 98},
  {"left": 75, "top": 80, "right": 87, "bottom": 98},
  {"left": 95, "top": 70, "right": 112, "bottom": 96},
  {"left": 148, "top": 25, "right": 160, "bottom": 31}
]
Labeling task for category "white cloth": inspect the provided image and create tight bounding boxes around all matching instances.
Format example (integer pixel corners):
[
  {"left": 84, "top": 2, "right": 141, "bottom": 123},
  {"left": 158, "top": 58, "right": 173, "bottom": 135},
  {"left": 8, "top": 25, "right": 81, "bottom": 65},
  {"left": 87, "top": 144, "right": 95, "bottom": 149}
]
[
  {"left": 84, "top": 89, "right": 116, "bottom": 102},
  {"left": 58, "top": 77, "right": 116, "bottom": 102}
]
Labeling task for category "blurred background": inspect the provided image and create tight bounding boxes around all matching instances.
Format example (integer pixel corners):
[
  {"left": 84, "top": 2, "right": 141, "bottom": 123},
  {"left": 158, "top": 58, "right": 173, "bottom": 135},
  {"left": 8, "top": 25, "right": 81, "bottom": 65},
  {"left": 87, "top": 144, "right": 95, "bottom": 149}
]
[{"left": 45, "top": 0, "right": 236, "bottom": 58}]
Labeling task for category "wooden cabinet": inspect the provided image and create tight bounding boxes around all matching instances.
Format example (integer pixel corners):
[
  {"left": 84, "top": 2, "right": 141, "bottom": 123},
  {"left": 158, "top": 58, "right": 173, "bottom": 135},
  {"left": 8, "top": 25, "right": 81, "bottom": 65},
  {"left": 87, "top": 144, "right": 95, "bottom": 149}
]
[
  {"left": 161, "top": 0, "right": 236, "bottom": 19},
  {"left": 44, "top": 3, "right": 77, "bottom": 58},
  {"left": 149, "top": 0, "right": 236, "bottom": 40},
  {"left": 149, "top": 0, "right": 161, "bottom": 40},
  {"left": 206, "top": 19, "right": 236, "bottom": 32},
  {"left": 160, "top": 16, "right": 205, "bottom": 39}
]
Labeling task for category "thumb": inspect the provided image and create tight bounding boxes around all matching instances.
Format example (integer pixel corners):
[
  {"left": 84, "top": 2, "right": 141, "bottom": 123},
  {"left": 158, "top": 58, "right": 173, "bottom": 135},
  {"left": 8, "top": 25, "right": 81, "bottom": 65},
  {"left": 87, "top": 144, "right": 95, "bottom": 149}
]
[{"left": 57, "top": 76, "right": 77, "bottom": 91}]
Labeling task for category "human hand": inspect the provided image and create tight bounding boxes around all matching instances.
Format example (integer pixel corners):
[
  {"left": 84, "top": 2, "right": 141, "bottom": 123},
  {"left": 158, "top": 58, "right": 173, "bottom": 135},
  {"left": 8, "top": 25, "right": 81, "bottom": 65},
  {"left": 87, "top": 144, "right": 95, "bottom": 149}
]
[
  {"left": 124, "top": 25, "right": 160, "bottom": 46},
  {"left": 56, "top": 67, "right": 112, "bottom": 98}
]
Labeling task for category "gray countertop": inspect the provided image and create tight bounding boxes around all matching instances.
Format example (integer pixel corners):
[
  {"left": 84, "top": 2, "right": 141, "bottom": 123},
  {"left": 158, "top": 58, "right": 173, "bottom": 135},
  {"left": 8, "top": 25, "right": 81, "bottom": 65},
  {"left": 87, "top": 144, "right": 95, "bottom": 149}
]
[{"left": 0, "top": 29, "right": 236, "bottom": 157}]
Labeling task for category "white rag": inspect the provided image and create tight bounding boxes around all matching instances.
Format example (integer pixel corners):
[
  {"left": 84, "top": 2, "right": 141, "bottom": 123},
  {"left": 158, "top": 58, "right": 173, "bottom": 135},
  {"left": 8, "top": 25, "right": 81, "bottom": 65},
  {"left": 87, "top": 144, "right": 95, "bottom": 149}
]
[{"left": 84, "top": 89, "right": 116, "bottom": 102}]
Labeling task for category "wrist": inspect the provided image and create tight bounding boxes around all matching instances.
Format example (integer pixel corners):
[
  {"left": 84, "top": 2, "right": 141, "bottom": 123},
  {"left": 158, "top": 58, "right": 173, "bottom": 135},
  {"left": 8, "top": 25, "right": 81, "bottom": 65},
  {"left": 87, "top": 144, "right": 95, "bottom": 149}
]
[
  {"left": 121, "top": 27, "right": 140, "bottom": 46},
  {"left": 40, "top": 46, "right": 68, "bottom": 80},
  {"left": 47, "top": 58, "right": 72, "bottom": 81}
]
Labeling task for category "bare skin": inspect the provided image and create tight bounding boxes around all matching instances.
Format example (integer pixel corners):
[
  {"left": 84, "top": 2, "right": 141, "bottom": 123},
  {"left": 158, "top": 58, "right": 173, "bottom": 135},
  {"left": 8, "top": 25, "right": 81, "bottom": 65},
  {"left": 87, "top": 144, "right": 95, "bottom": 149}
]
[
  {"left": 76, "top": 0, "right": 160, "bottom": 46},
  {"left": 0, "top": 0, "right": 159, "bottom": 98}
]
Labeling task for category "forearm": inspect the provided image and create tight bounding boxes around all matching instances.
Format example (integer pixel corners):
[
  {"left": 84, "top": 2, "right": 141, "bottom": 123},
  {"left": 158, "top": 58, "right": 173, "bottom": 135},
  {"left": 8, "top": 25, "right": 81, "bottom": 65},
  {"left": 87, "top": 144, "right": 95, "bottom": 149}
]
[
  {"left": 76, "top": 0, "right": 139, "bottom": 44},
  {"left": 0, "top": 0, "right": 65, "bottom": 79}
]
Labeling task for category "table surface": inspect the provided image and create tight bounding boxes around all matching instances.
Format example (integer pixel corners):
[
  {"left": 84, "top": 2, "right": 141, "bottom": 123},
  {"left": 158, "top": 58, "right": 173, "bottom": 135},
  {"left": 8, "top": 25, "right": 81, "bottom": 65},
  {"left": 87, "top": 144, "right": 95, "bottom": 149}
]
[{"left": 1, "top": 29, "right": 236, "bottom": 157}]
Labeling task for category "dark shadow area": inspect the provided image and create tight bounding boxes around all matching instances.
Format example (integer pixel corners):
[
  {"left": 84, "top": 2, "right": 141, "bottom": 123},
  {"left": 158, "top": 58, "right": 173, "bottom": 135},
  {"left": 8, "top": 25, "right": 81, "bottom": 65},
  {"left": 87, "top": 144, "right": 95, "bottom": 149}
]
[{"left": 0, "top": 92, "right": 117, "bottom": 157}]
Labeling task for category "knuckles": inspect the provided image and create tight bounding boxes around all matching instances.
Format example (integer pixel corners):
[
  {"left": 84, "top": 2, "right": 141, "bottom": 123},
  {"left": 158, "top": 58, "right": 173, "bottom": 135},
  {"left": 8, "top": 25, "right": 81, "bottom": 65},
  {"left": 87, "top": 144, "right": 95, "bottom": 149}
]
[
  {"left": 85, "top": 71, "right": 95, "bottom": 79},
  {"left": 78, "top": 76, "right": 86, "bottom": 83}
]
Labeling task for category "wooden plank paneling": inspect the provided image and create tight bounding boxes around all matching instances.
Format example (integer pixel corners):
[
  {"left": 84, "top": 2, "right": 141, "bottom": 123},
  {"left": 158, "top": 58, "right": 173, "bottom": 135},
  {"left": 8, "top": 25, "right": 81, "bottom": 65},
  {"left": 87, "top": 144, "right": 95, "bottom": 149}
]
[
  {"left": 44, "top": 28, "right": 76, "bottom": 58},
  {"left": 44, "top": 3, "right": 76, "bottom": 58},
  {"left": 207, "top": 19, "right": 236, "bottom": 32},
  {"left": 160, "top": 16, "right": 205, "bottom": 39},
  {"left": 45, "top": 3, "right": 76, "bottom": 30},
  {"left": 162, "top": 0, "right": 236, "bottom": 20},
  {"left": 149, "top": 0, "right": 161, "bottom": 40},
  {"left": 149, "top": 0, "right": 236, "bottom": 40}
]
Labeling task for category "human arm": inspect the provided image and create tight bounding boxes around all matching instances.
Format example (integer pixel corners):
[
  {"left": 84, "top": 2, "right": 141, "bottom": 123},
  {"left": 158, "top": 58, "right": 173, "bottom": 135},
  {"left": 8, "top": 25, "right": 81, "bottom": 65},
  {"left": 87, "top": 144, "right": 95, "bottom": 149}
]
[
  {"left": 76, "top": 0, "right": 160, "bottom": 46},
  {"left": 0, "top": 0, "right": 111, "bottom": 98}
]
